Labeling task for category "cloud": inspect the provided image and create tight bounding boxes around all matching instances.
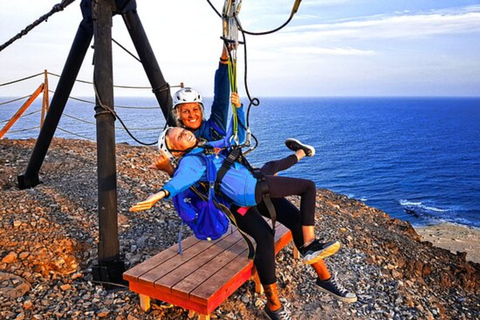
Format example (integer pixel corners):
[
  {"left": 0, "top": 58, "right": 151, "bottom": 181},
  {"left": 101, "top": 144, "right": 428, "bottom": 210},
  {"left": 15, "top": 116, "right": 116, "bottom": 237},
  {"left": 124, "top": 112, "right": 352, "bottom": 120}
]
[
  {"left": 289, "top": 7, "right": 480, "bottom": 41},
  {"left": 281, "top": 46, "right": 375, "bottom": 56}
]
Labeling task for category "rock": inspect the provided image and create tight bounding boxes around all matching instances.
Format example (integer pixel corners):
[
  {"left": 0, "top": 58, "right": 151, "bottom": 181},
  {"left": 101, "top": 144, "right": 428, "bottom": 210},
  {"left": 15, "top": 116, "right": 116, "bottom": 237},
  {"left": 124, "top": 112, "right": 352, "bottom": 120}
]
[
  {"left": 18, "top": 252, "right": 30, "bottom": 260},
  {"left": 97, "top": 309, "right": 110, "bottom": 318},
  {"left": 23, "top": 300, "right": 33, "bottom": 310},
  {"left": 60, "top": 284, "right": 71, "bottom": 291},
  {"left": 2, "top": 252, "right": 17, "bottom": 263},
  {"left": 0, "top": 272, "right": 31, "bottom": 298},
  {"left": 72, "top": 272, "right": 82, "bottom": 280}
]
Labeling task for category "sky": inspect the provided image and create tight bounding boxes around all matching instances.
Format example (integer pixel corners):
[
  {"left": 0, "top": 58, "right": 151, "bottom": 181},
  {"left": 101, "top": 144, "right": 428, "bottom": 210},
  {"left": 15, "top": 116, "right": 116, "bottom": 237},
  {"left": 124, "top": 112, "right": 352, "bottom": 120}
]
[{"left": 1, "top": 0, "right": 480, "bottom": 98}]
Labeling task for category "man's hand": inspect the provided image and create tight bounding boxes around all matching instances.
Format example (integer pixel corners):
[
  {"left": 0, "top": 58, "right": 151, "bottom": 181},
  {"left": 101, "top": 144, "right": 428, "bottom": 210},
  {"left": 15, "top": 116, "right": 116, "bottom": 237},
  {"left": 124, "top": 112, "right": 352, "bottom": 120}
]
[
  {"left": 129, "top": 190, "right": 168, "bottom": 212},
  {"left": 129, "top": 199, "right": 157, "bottom": 212},
  {"left": 149, "top": 150, "right": 175, "bottom": 175}
]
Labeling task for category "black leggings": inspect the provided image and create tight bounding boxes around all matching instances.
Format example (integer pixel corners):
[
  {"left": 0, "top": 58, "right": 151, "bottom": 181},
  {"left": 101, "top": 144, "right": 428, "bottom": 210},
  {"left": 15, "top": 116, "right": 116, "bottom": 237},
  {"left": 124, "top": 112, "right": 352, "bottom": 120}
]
[
  {"left": 257, "top": 155, "right": 316, "bottom": 226},
  {"left": 231, "top": 155, "right": 317, "bottom": 285}
]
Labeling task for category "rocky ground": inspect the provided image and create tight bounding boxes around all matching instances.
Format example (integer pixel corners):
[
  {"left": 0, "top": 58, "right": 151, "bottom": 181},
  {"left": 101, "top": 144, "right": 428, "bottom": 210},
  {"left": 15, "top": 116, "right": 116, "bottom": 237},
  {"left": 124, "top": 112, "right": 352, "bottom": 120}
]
[{"left": 1, "top": 138, "right": 479, "bottom": 320}]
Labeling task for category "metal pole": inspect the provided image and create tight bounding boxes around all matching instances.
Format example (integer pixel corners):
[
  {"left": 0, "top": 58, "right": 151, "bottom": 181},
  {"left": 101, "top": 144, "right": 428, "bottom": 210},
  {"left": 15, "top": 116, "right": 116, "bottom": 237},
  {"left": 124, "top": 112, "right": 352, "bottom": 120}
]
[
  {"left": 120, "top": 0, "right": 174, "bottom": 126},
  {"left": 91, "top": 0, "right": 124, "bottom": 285},
  {"left": 18, "top": 0, "right": 94, "bottom": 189}
]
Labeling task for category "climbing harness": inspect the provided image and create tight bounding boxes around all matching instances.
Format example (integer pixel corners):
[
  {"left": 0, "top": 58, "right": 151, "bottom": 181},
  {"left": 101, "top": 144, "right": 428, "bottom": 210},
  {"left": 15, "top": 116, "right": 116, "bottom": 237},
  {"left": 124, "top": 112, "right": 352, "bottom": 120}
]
[
  {"left": 215, "top": 146, "right": 277, "bottom": 233},
  {"left": 172, "top": 147, "right": 256, "bottom": 259},
  {"left": 222, "top": 0, "right": 242, "bottom": 146},
  {"left": 216, "top": 0, "right": 304, "bottom": 154}
]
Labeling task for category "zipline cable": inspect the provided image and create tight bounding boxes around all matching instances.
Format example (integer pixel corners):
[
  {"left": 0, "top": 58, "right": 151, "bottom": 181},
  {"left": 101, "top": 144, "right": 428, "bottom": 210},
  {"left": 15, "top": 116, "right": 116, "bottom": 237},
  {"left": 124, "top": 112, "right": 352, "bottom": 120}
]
[
  {"left": 93, "top": 81, "right": 157, "bottom": 146},
  {"left": 63, "top": 112, "right": 163, "bottom": 131},
  {"left": 205, "top": 0, "right": 302, "bottom": 35},
  {"left": 0, "top": 73, "right": 44, "bottom": 87},
  {"left": 112, "top": 38, "right": 142, "bottom": 63},
  {"left": 47, "top": 72, "right": 154, "bottom": 89},
  {"left": 0, "top": 95, "right": 33, "bottom": 106},
  {"left": 49, "top": 90, "right": 161, "bottom": 110},
  {"left": 57, "top": 126, "right": 92, "bottom": 140},
  {"left": 0, "top": 0, "right": 76, "bottom": 52},
  {"left": 239, "top": 0, "right": 302, "bottom": 36},
  {"left": 8, "top": 126, "right": 41, "bottom": 134}
]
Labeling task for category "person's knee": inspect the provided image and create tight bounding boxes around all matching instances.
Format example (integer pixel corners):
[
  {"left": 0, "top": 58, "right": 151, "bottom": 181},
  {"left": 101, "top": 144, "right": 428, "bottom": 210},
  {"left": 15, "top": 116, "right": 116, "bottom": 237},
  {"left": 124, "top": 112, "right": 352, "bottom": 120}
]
[
  {"left": 261, "top": 161, "right": 276, "bottom": 175},
  {"left": 256, "top": 231, "right": 274, "bottom": 244},
  {"left": 306, "top": 179, "right": 316, "bottom": 192}
]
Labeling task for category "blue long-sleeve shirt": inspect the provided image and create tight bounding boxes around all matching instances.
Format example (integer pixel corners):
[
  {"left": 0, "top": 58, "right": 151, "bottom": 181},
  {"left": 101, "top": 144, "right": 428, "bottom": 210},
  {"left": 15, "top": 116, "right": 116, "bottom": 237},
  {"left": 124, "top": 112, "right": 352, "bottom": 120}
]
[
  {"left": 162, "top": 148, "right": 257, "bottom": 207},
  {"left": 193, "top": 63, "right": 230, "bottom": 141}
]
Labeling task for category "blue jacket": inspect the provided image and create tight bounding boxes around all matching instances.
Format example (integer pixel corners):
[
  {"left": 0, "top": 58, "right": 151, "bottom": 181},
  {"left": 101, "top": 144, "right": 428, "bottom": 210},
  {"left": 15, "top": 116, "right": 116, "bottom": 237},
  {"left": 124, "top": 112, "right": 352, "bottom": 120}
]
[
  {"left": 163, "top": 105, "right": 255, "bottom": 207},
  {"left": 193, "top": 63, "right": 230, "bottom": 141}
]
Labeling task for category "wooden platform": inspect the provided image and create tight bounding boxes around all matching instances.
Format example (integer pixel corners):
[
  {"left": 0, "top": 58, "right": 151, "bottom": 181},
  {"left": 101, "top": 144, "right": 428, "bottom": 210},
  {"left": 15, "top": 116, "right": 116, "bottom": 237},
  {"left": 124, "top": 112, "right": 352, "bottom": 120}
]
[{"left": 123, "top": 223, "right": 295, "bottom": 319}]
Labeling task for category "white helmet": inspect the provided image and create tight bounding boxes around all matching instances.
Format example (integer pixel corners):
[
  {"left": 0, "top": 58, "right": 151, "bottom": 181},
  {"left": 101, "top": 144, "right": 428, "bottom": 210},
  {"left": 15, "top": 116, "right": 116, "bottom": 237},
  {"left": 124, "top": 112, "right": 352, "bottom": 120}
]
[
  {"left": 173, "top": 87, "right": 203, "bottom": 109},
  {"left": 158, "top": 127, "right": 178, "bottom": 167}
]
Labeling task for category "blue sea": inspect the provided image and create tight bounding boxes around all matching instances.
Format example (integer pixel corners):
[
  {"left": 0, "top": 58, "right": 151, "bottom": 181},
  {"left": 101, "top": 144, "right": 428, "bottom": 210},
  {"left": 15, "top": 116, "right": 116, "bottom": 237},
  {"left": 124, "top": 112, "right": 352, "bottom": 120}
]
[{"left": 1, "top": 96, "right": 480, "bottom": 228}]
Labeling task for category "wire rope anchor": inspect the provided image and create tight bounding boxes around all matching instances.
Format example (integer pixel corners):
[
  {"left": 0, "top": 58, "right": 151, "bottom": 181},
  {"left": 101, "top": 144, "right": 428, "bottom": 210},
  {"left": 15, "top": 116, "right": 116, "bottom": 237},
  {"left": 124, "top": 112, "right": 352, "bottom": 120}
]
[{"left": 222, "top": 0, "right": 243, "bottom": 144}]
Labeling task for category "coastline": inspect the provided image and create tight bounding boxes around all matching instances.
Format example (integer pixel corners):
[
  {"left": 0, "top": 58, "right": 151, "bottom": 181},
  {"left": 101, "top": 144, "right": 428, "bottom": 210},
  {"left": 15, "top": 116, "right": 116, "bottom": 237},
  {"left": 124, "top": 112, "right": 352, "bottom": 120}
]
[{"left": 415, "top": 222, "right": 480, "bottom": 264}]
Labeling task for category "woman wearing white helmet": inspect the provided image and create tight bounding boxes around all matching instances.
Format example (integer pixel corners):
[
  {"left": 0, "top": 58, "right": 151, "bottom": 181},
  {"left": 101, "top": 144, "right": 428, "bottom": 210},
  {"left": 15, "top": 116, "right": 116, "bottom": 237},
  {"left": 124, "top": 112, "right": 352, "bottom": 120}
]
[{"left": 171, "top": 46, "right": 231, "bottom": 141}]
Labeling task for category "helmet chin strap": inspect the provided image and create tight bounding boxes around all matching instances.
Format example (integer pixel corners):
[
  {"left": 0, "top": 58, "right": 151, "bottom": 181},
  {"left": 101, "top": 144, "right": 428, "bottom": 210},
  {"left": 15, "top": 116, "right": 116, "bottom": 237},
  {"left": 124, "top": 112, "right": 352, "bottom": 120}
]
[{"left": 168, "top": 139, "right": 200, "bottom": 158}]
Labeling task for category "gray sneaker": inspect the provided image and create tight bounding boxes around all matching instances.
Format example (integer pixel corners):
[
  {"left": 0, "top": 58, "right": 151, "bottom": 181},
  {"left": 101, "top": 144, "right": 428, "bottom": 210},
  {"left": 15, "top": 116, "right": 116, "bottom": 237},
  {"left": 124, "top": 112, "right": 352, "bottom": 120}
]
[
  {"left": 299, "top": 239, "right": 341, "bottom": 264},
  {"left": 315, "top": 276, "right": 357, "bottom": 303},
  {"left": 264, "top": 305, "right": 292, "bottom": 320}
]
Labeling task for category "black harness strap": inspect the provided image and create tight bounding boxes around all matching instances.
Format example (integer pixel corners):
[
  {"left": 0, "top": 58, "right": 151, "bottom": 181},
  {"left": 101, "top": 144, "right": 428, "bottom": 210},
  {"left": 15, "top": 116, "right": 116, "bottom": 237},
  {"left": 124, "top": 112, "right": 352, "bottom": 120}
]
[
  {"left": 252, "top": 170, "right": 277, "bottom": 233},
  {"left": 215, "top": 147, "right": 277, "bottom": 233},
  {"left": 191, "top": 182, "right": 255, "bottom": 260},
  {"left": 215, "top": 147, "right": 241, "bottom": 190}
]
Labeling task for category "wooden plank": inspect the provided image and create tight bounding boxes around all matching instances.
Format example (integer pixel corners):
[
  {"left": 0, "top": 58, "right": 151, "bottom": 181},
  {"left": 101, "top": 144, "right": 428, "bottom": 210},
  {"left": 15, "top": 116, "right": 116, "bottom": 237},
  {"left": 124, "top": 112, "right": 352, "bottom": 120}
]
[
  {"left": 129, "top": 281, "right": 210, "bottom": 315},
  {"left": 123, "top": 236, "right": 200, "bottom": 282},
  {"left": 190, "top": 226, "right": 291, "bottom": 308},
  {"left": 190, "top": 251, "right": 254, "bottom": 313},
  {"left": 273, "top": 225, "right": 292, "bottom": 254},
  {"left": 137, "top": 236, "right": 225, "bottom": 287},
  {"left": 171, "top": 240, "right": 250, "bottom": 301},
  {"left": 158, "top": 231, "right": 244, "bottom": 291}
]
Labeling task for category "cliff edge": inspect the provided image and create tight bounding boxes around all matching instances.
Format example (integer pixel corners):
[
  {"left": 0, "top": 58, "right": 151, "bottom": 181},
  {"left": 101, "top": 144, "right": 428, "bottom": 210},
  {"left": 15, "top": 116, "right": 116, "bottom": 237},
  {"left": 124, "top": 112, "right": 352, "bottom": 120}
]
[{"left": 1, "top": 138, "right": 479, "bottom": 319}]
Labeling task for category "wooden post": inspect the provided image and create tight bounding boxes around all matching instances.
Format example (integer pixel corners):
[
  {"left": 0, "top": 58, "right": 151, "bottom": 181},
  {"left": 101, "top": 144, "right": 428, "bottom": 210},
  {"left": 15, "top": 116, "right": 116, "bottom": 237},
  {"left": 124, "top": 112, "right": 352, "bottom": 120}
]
[
  {"left": 0, "top": 84, "right": 44, "bottom": 139},
  {"left": 139, "top": 294, "right": 151, "bottom": 311},
  {"left": 41, "top": 70, "right": 50, "bottom": 128}
]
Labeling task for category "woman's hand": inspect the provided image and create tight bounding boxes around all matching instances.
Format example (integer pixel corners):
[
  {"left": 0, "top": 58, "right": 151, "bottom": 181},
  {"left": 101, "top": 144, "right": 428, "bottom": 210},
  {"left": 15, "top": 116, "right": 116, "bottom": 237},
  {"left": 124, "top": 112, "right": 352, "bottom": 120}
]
[
  {"left": 231, "top": 92, "right": 241, "bottom": 108},
  {"left": 129, "top": 190, "right": 168, "bottom": 212}
]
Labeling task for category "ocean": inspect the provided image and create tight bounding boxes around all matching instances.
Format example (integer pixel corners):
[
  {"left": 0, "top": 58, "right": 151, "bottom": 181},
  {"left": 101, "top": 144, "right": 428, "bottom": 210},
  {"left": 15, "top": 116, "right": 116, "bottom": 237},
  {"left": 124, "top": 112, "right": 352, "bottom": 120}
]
[{"left": 1, "top": 96, "right": 480, "bottom": 228}]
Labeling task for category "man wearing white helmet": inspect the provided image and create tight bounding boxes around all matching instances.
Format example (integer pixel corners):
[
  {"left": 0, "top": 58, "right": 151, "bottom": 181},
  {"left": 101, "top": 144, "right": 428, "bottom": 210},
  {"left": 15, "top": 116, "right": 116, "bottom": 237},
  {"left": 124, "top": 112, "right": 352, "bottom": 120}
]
[
  {"left": 139, "top": 92, "right": 357, "bottom": 320},
  {"left": 171, "top": 46, "right": 230, "bottom": 142}
]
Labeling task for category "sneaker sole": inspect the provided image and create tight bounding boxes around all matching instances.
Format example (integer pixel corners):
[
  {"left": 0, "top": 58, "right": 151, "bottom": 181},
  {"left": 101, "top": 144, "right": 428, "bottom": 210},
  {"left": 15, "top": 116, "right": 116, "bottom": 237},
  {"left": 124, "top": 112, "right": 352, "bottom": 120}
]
[
  {"left": 263, "top": 308, "right": 291, "bottom": 320},
  {"left": 315, "top": 284, "right": 358, "bottom": 303},
  {"left": 302, "top": 241, "right": 341, "bottom": 265},
  {"left": 263, "top": 309, "right": 273, "bottom": 320},
  {"left": 285, "top": 138, "right": 315, "bottom": 157}
]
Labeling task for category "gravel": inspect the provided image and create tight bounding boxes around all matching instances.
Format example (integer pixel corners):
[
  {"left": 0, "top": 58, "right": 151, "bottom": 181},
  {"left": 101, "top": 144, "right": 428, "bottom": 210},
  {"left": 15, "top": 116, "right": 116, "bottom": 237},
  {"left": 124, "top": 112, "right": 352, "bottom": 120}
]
[{"left": 1, "top": 138, "right": 479, "bottom": 319}]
